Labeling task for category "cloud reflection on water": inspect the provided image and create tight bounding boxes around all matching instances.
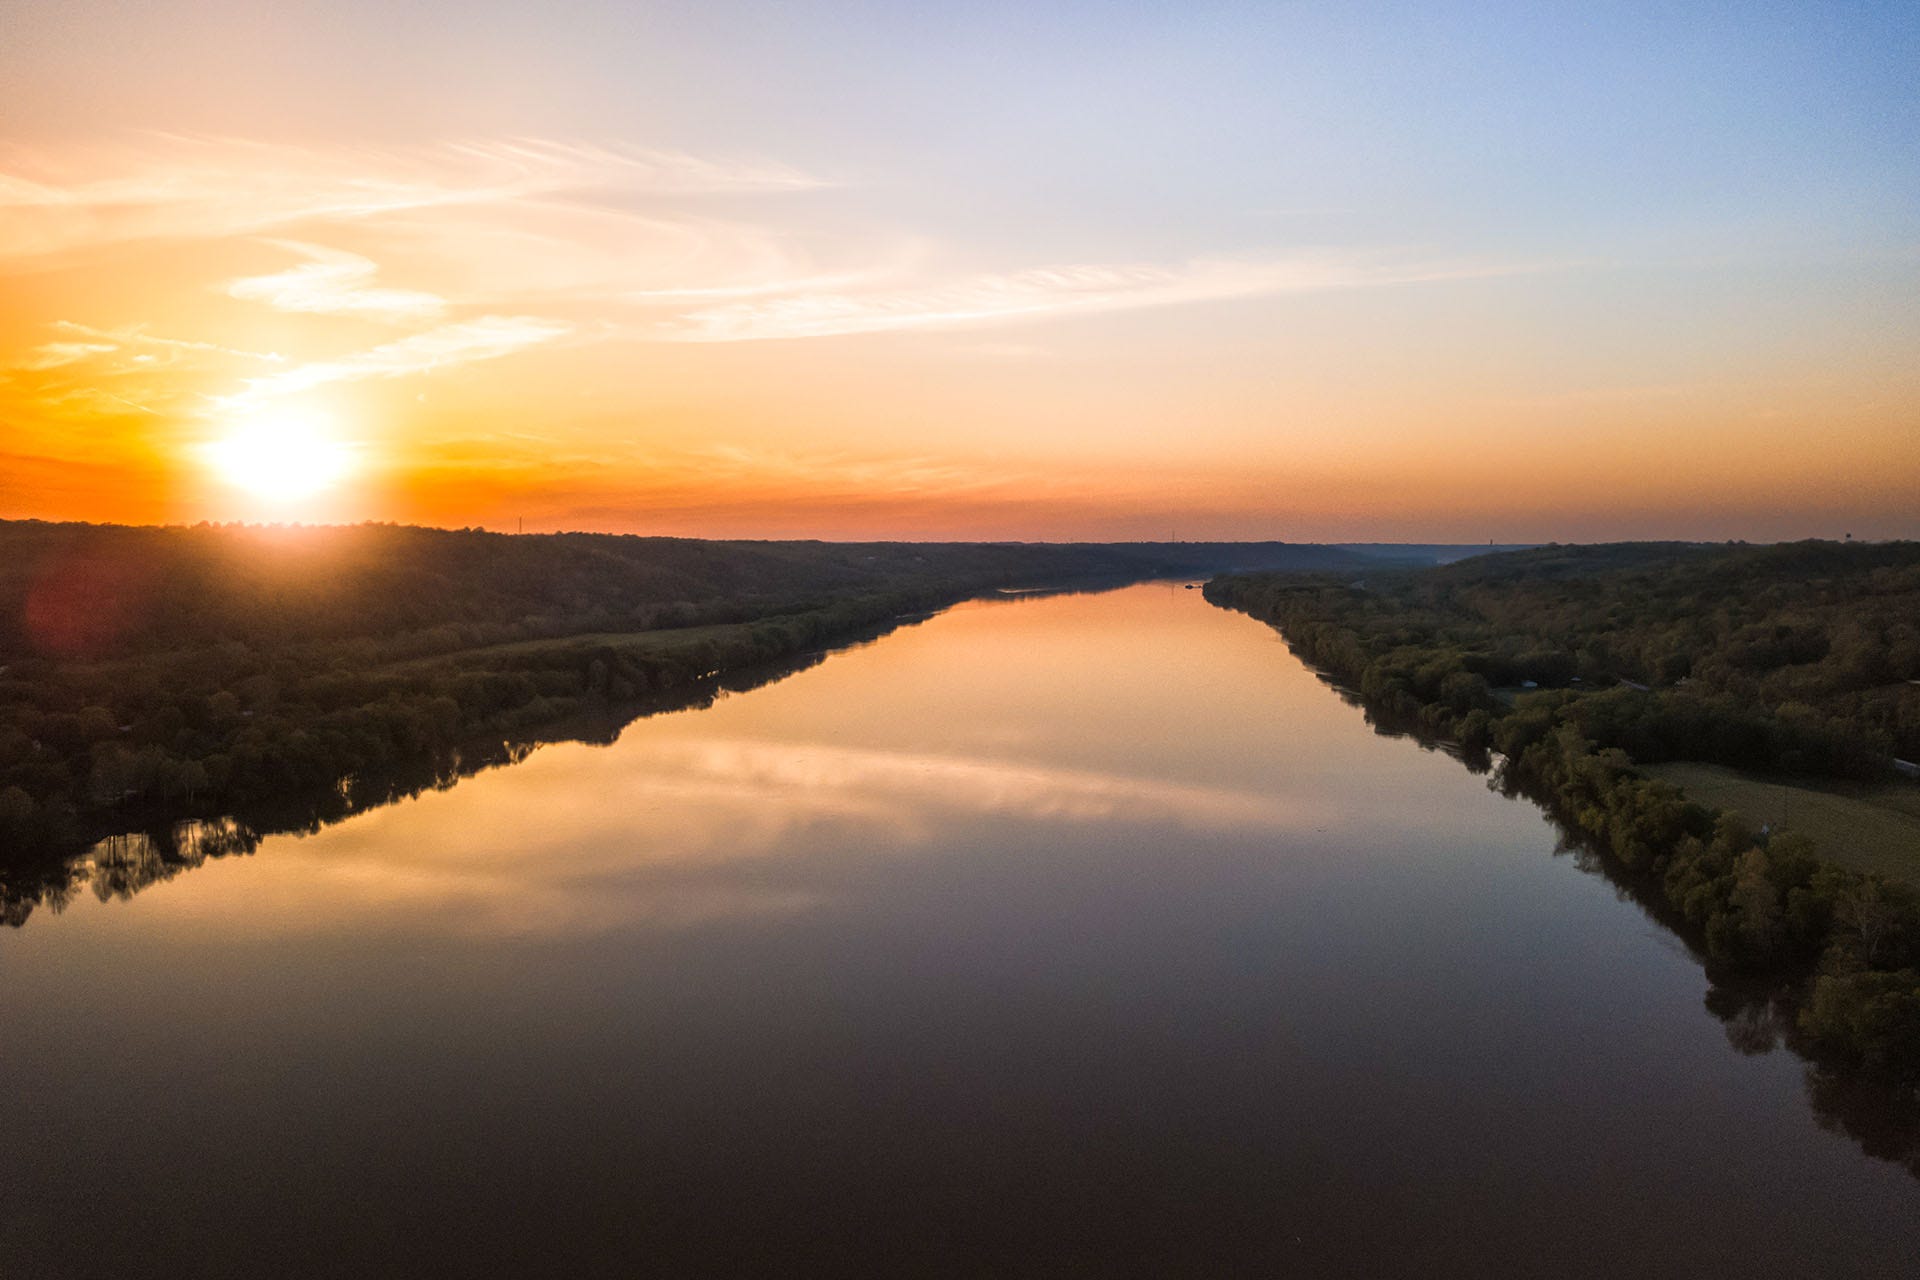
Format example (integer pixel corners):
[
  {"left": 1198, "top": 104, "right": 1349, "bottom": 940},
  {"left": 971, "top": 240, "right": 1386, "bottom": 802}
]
[{"left": 211, "top": 736, "right": 1337, "bottom": 938}]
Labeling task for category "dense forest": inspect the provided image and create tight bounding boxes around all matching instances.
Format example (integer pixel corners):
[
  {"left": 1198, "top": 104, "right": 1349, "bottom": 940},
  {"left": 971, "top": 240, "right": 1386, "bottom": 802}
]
[
  {"left": 0, "top": 520, "right": 1388, "bottom": 659},
  {"left": 0, "top": 635, "right": 853, "bottom": 928},
  {"left": 1206, "top": 541, "right": 1920, "bottom": 1083},
  {"left": 0, "top": 519, "right": 1383, "bottom": 861}
]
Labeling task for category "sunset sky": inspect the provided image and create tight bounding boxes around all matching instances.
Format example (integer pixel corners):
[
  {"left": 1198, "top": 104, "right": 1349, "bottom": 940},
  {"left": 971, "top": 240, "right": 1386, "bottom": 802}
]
[{"left": 3, "top": 1, "right": 1916, "bottom": 540}]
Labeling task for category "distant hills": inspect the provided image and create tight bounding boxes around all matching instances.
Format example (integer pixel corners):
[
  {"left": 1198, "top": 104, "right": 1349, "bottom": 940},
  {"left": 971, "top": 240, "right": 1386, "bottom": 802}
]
[{"left": 0, "top": 519, "right": 1487, "bottom": 661}]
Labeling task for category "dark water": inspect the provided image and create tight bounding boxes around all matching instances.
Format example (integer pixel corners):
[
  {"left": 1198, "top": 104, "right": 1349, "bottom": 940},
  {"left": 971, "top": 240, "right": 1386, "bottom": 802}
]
[{"left": 3, "top": 585, "right": 1915, "bottom": 1277}]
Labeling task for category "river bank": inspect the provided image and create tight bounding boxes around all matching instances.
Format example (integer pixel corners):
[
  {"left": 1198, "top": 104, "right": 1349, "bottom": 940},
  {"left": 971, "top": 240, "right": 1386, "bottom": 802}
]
[{"left": 1203, "top": 566, "right": 1920, "bottom": 1086}]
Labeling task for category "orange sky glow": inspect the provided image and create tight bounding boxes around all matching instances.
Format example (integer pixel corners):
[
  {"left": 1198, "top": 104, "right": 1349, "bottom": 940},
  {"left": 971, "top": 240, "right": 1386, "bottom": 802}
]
[{"left": 3, "top": 5, "right": 1917, "bottom": 541}]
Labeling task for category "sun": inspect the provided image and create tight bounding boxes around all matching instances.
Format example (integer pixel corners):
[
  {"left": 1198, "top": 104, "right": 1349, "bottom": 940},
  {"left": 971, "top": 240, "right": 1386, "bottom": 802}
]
[{"left": 205, "top": 410, "right": 355, "bottom": 503}]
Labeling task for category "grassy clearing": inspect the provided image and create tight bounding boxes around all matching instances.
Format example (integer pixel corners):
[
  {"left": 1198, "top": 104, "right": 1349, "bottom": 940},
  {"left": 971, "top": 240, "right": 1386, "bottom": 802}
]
[{"left": 1643, "top": 761, "right": 1920, "bottom": 889}]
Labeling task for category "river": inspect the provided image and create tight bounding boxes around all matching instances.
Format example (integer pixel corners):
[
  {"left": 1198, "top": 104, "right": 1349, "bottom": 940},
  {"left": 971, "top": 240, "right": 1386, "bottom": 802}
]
[{"left": 3, "top": 584, "right": 1914, "bottom": 1276}]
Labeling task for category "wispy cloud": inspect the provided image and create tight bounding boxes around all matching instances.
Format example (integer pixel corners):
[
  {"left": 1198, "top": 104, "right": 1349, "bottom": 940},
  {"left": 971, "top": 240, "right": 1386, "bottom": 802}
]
[
  {"left": 37, "top": 321, "right": 287, "bottom": 367},
  {"left": 4, "top": 322, "right": 289, "bottom": 422},
  {"left": 224, "top": 315, "right": 571, "bottom": 403},
  {"left": 655, "top": 253, "right": 1520, "bottom": 341},
  {"left": 226, "top": 241, "right": 447, "bottom": 322},
  {"left": 18, "top": 341, "right": 118, "bottom": 371},
  {"left": 0, "top": 134, "right": 824, "bottom": 263},
  {"left": 1, "top": 130, "right": 1556, "bottom": 480},
  {"left": 0, "top": 133, "right": 851, "bottom": 414}
]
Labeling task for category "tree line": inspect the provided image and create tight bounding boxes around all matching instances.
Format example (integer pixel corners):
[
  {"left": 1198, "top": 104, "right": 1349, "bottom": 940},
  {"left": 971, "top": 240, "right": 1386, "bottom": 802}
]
[
  {"left": 0, "top": 637, "right": 849, "bottom": 928},
  {"left": 1206, "top": 540, "right": 1920, "bottom": 1083}
]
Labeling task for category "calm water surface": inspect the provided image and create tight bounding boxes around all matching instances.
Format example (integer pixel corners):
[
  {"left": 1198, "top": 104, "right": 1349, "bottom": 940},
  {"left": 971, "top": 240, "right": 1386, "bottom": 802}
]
[{"left": 4, "top": 585, "right": 1916, "bottom": 1276}]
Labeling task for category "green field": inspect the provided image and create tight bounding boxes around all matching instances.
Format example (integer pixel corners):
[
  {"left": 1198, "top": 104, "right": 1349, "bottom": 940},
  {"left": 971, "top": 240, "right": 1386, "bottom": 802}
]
[{"left": 1643, "top": 761, "right": 1920, "bottom": 889}]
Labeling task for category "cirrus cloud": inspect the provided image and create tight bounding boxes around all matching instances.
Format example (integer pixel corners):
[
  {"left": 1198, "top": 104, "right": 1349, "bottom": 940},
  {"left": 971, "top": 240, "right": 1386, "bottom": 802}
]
[
  {"left": 226, "top": 241, "right": 448, "bottom": 322},
  {"left": 654, "top": 252, "right": 1534, "bottom": 342},
  {"left": 220, "top": 314, "right": 573, "bottom": 405},
  {"left": 0, "top": 134, "right": 826, "bottom": 264}
]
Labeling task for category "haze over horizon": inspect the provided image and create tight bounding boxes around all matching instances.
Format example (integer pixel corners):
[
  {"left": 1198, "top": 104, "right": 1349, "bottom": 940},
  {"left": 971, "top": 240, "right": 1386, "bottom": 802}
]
[{"left": 3, "top": 1, "right": 1916, "bottom": 542}]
